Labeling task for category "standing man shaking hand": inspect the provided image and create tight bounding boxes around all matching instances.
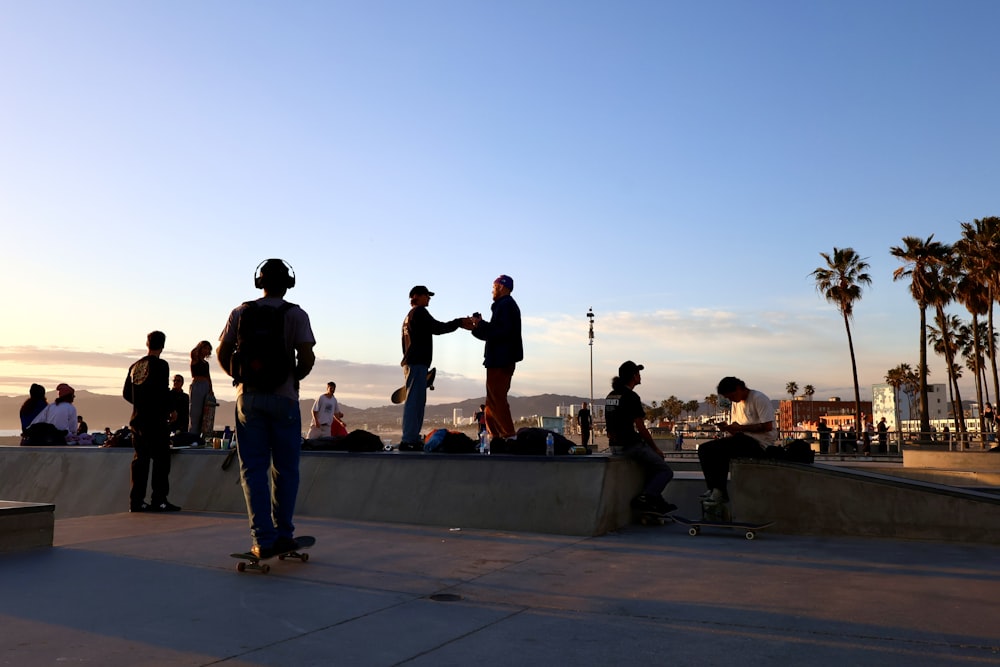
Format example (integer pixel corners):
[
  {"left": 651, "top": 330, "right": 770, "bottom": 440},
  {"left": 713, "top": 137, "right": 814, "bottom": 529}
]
[
  {"left": 217, "top": 258, "right": 316, "bottom": 560},
  {"left": 399, "top": 285, "right": 472, "bottom": 450},
  {"left": 471, "top": 275, "right": 523, "bottom": 445}
]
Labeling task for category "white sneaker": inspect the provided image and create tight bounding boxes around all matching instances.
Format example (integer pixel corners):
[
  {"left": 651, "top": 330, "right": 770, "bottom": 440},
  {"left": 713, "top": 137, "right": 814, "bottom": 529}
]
[{"left": 699, "top": 489, "right": 714, "bottom": 500}]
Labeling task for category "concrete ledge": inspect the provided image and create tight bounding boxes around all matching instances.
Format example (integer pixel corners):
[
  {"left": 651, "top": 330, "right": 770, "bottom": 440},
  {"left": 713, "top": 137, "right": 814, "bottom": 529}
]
[
  {"left": 732, "top": 459, "right": 1000, "bottom": 544},
  {"left": 0, "top": 447, "right": 694, "bottom": 536},
  {"left": 0, "top": 500, "right": 55, "bottom": 552},
  {"left": 904, "top": 448, "right": 1000, "bottom": 471}
]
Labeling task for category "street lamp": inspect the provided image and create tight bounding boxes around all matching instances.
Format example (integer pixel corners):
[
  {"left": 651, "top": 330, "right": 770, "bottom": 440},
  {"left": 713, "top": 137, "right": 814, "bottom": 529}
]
[{"left": 587, "top": 308, "right": 595, "bottom": 407}]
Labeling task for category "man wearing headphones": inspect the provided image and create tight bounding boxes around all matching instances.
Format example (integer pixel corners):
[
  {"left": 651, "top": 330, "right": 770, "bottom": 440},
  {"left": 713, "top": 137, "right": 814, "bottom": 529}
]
[{"left": 217, "top": 259, "right": 316, "bottom": 559}]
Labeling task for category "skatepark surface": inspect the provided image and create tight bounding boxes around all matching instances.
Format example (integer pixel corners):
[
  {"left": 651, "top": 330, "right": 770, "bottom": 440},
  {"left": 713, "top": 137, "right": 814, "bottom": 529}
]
[{"left": 2, "top": 511, "right": 999, "bottom": 666}]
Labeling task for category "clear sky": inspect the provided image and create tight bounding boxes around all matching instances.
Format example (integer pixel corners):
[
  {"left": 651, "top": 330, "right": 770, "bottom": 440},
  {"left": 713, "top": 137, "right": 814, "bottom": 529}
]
[{"left": 2, "top": 1, "right": 998, "bottom": 409}]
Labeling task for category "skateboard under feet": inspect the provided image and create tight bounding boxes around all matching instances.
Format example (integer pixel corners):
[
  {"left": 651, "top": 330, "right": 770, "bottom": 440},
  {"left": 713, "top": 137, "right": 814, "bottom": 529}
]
[{"left": 230, "top": 535, "right": 316, "bottom": 574}]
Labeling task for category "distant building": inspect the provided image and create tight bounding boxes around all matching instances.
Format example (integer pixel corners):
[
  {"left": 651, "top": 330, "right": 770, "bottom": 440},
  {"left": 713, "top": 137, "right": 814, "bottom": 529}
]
[
  {"left": 452, "top": 408, "right": 463, "bottom": 426},
  {"left": 778, "top": 398, "right": 872, "bottom": 432}
]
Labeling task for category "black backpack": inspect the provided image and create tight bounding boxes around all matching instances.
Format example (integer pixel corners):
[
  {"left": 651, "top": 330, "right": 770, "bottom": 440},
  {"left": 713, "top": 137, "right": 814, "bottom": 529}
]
[{"left": 230, "top": 301, "right": 294, "bottom": 391}]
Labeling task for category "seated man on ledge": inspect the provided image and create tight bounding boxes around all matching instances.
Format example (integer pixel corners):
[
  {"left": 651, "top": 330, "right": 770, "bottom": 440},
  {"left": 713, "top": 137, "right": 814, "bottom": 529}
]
[
  {"left": 605, "top": 360, "right": 676, "bottom": 516},
  {"left": 698, "top": 376, "right": 775, "bottom": 513}
]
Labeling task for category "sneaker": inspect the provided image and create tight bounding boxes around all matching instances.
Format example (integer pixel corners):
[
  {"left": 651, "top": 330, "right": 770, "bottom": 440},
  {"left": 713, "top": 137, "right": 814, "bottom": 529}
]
[
  {"left": 129, "top": 502, "right": 150, "bottom": 513},
  {"left": 398, "top": 441, "right": 424, "bottom": 452},
  {"left": 699, "top": 489, "right": 715, "bottom": 500},
  {"left": 251, "top": 543, "right": 279, "bottom": 559},
  {"left": 630, "top": 494, "right": 658, "bottom": 512},
  {"left": 272, "top": 536, "right": 299, "bottom": 554},
  {"left": 149, "top": 500, "right": 181, "bottom": 512},
  {"left": 703, "top": 489, "right": 727, "bottom": 505}
]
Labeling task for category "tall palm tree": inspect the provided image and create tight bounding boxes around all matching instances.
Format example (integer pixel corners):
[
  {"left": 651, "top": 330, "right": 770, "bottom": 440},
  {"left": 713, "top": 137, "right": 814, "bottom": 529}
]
[
  {"left": 929, "top": 312, "right": 967, "bottom": 433},
  {"left": 803, "top": 385, "right": 815, "bottom": 400},
  {"left": 891, "top": 235, "right": 952, "bottom": 441},
  {"left": 956, "top": 217, "right": 1000, "bottom": 423},
  {"left": 812, "top": 247, "right": 872, "bottom": 444},
  {"left": 885, "top": 364, "right": 911, "bottom": 447}
]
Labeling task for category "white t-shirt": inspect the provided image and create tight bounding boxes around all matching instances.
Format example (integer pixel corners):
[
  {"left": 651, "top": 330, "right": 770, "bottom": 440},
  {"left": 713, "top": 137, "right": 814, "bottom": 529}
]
[
  {"left": 31, "top": 401, "right": 79, "bottom": 434},
  {"left": 732, "top": 389, "right": 777, "bottom": 446},
  {"left": 312, "top": 393, "right": 339, "bottom": 426}
]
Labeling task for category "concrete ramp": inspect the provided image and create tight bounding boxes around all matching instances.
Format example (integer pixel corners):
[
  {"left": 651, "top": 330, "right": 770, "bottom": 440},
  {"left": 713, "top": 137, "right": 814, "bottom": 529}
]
[{"left": 731, "top": 459, "right": 1000, "bottom": 544}]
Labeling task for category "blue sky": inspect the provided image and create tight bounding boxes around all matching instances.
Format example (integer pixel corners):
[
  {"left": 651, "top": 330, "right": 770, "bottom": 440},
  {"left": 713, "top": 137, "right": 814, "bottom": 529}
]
[{"left": 1, "top": 1, "right": 998, "bottom": 409}]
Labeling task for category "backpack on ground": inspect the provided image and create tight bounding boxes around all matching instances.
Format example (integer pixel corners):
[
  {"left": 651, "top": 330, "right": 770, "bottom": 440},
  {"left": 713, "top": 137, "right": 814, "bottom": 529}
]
[{"left": 230, "top": 301, "right": 294, "bottom": 390}]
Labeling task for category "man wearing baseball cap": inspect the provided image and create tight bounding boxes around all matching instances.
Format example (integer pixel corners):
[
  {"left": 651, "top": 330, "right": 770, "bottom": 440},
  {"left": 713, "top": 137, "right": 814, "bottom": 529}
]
[
  {"left": 471, "top": 275, "right": 523, "bottom": 444},
  {"left": 399, "top": 285, "right": 472, "bottom": 450},
  {"left": 605, "top": 361, "right": 676, "bottom": 516}
]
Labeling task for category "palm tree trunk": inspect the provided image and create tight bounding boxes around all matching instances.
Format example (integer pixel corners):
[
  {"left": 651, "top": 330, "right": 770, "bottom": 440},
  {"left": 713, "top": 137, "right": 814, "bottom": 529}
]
[
  {"left": 990, "top": 294, "right": 999, "bottom": 406},
  {"left": 844, "top": 312, "right": 864, "bottom": 448},
  {"left": 919, "top": 306, "right": 931, "bottom": 440},
  {"left": 972, "top": 315, "right": 986, "bottom": 443}
]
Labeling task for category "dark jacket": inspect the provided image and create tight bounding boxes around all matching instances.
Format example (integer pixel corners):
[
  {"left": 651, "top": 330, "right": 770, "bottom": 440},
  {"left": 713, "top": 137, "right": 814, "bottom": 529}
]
[
  {"left": 401, "top": 306, "right": 461, "bottom": 367},
  {"left": 123, "top": 355, "right": 171, "bottom": 432},
  {"left": 472, "top": 294, "right": 523, "bottom": 368}
]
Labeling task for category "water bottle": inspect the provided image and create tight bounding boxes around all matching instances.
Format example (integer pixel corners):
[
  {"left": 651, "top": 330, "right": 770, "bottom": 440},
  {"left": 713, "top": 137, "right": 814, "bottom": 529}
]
[
  {"left": 545, "top": 432, "right": 554, "bottom": 456},
  {"left": 222, "top": 426, "right": 232, "bottom": 449},
  {"left": 480, "top": 431, "right": 490, "bottom": 455}
]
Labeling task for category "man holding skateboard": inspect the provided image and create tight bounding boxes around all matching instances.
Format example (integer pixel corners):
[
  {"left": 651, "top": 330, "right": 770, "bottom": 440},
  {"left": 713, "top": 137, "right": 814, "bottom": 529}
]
[
  {"left": 605, "top": 361, "right": 676, "bottom": 516},
  {"left": 218, "top": 258, "right": 316, "bottom": 560},
  {"left": 698, "top": 376, "right": 773, "bottom": 510},
  {"left": 399, "top": 285, "right": 471, "bottom": 451}
]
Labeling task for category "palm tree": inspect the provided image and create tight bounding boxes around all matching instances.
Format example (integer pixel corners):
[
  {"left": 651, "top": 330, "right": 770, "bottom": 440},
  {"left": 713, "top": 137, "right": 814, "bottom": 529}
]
[
  {"left": 891, "top": 235, "right": 952, "bottom": 441},
  {"left": 812, "top": 247, "right": 872, "bottom": 444},
  {"left": 785, "top": 381, "right": 798, "bottom": 400},
  {"left": 929, "top": 312, "right": 967, "bottom": 434},
  {"left": 885, "top": 364, "right": 911, "bottom": 447},
  {"left": 958, "top": 217, "right": 1000, "bottom": 405},
  {"left": 705, "top": 394, "right": 719, "bottom": 421},
  {"left": 803, "top": 385, "right": 815, "bottom": 400}
]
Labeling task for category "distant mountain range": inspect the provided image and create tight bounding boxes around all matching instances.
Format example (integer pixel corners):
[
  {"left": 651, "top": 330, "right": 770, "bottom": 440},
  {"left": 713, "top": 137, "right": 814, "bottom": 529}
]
[{"left": 1, "top": 390, "right": 598, "bottom": 433}]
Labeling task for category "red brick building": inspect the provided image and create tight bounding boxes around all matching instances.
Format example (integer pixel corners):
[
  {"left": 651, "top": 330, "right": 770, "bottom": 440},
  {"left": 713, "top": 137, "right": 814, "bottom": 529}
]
[{"left": 778, "top": 398, "right": 872, "bottom": 433}]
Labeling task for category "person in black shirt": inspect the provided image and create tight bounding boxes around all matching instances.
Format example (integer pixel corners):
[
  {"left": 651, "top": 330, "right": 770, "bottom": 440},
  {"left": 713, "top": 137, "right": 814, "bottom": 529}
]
[
  {"left": 399, "top": 285, "right": 472, "bottom": 449},
  {"left": 577, "top": 402, "right": 592, "bottom": 449},
  {"left": 168, "top": 374, "right": 190, "bottom": 435},
  {"left": 123, "top": 330, "right": 180, "bottom": 513},
  {"left": 605, "top": 361, "right": 675, "bottom": 515}
]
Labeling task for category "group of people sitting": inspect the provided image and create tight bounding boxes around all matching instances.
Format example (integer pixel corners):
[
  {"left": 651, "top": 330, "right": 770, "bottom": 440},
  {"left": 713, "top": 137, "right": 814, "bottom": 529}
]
[{"left": 19, "top": 382, "right": 98, "bottom": 445}]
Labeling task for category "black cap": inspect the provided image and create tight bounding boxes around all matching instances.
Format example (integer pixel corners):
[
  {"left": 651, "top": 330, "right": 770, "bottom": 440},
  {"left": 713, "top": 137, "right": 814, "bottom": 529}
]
[
  {"left": 618, "top": 361, "right": 644, "bottom": 378},
  {"left": 409, "top": 285, "right": 434, "bottom": 298}
]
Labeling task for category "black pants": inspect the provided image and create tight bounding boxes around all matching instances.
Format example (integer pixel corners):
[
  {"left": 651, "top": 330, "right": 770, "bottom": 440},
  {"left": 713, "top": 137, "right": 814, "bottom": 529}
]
[
  {"left": 130, "top": 425, "right": 172, "bottom": 505},
  {"left": 581, "top": 427, "right": 591, "bottom": 447},
  {"left": 697, "top": 433, "right": 765, "bottom": 498}
]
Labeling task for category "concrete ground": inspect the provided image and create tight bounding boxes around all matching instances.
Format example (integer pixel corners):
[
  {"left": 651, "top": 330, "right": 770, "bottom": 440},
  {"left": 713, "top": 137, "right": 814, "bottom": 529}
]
[{"left": 2, "top": 512, "right": 998, "bottom": 666}]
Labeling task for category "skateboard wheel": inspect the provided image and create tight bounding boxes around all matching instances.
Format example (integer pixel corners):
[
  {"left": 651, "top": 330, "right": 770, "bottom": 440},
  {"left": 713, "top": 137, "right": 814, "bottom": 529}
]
[
  {"left": 237, "top": 562, "right": 246, "bottom": 572},
  {"left": 688, "top": 527, "right": 699, "bottom": 536},
  {"left": 278, "top": 554, "right": 286, "bottom": 560},
  {"left": 745, "top": 531, "right": 756, "bottom": 540},
  {"left": 300, "top": 552, "right": 309, "bottom": 562},
  {"left": 261, "top": 563, "right": 271, "bottom": 574}
]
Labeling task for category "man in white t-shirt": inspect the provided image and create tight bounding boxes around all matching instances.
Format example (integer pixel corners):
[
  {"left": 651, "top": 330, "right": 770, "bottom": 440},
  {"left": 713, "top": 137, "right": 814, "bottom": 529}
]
[
  {"left": 309, "top": 382, "right": 343, "bottom": 439},
  {"left": 698, "top": 376, "right": 774, "bottom": 509}
]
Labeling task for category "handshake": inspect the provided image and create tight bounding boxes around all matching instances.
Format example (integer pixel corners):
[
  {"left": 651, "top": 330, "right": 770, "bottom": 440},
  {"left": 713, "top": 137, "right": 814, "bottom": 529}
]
[{"left": 458, "top": 312, "right": 483, "bottom": 331}]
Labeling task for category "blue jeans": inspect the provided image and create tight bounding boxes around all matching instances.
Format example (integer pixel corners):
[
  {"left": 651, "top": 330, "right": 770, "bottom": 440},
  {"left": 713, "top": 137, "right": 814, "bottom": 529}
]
[
  {"left": 235, "top": 392, "right": 301, "bottom": 549},
  {"left": 401, "top": 363, "right": 428, "bottom": 443}
]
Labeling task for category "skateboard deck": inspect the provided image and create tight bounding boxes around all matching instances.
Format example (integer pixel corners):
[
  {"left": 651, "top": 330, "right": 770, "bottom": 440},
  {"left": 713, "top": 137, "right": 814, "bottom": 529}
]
[
  {"left": 673, "top": 516, "right": 773, "bottom": 540},
  {"left": 230, "top": 535, "right": 316, "bottom": 574},
  {"left": 635, "top": 510, "right": 673, "bottom": 526},
  {"left": 201, "top": 394, "right": 219, "bottom": 439},
  {"left": 390, "top": 367, "right": 436, "bottom": 404}
]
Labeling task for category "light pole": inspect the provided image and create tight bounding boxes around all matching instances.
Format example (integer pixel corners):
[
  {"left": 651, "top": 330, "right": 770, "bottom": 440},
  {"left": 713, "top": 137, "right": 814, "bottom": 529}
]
[{"left": 587, "top": 308, "right": 595, "bottom": 407}]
